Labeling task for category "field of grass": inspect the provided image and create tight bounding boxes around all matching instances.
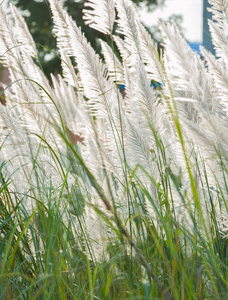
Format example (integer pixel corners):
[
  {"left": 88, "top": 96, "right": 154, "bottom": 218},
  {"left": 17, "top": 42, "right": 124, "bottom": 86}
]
[{"left": 0, "top": 0, "right": 228, "bottom": 299}]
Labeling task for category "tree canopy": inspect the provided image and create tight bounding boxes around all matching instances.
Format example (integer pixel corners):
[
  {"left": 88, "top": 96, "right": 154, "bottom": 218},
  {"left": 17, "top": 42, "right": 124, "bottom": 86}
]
[{"left": 11, "top": 0, "right": 165, "bottom": 77}]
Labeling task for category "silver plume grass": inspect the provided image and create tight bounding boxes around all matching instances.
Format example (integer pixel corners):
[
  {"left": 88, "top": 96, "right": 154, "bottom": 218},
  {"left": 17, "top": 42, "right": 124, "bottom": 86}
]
[{"left": 0, "top": 0, "right": 228, "bottom": 286}]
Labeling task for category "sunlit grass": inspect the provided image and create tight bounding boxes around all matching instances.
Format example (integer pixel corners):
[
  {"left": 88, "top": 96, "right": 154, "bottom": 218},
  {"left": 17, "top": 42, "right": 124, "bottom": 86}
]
[{"left": 0, "top": 0, "right": 228, "bottom": 299}]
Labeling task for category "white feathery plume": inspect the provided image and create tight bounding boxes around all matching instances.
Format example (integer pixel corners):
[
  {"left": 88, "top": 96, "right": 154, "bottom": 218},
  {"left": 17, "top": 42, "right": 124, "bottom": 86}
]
[
  {"left": 208, "top": 20, "right": 228, "bottom": 64},
  {"left": 0, "top": 3, "right": 54, "bottom": 126},
  {"left": 83, "top": 0, "right": 115, "bottom": 35},
  {"left": 0, "top": 4, "right": 17, "bottom": 61},
  {"left": 0, "top": 101, "right": 26, "bottom": 143},
  {"left": 160, "top": 21, "right": 217, "bottom": 129},
  {"left": 208, "top": 0, "right": 228, "bottom": 64},
  {"left": 0, "top": 11, "right": 65, "bottom": 188},
  {"left": 10, "top": 3, "right": 37, "bottom": 58},
  {"left": 0, "top": 60, "right": 47, "bottom": 140},
  {"left": 115, "top": 0, "right": 164, "bottom": 85},
  {"left": 160, "top": 20, "right": 228, "bottom": 206},
  {"left": 49, "top": 0, "right": 127, "bottom": 192},
  {"left": 160, "top": 21, "right": 202, "bottom": 95},
  {"left": 100, "top": 39, "right": 124, "bottom": 84},
  {"left": 160, "top": 22, "right": 201, "bottom": 128},
  {"left": 126, "top": 118, "right": 154, "bottom": 175},
  {"left": 49, "top": 0, "right": 119, "bottom": 119},
  {"left": 51, "top": 74, "right": 79, "bottom": 129},
  {"left": 113, "top": 35, "right": 132, "bottom": 64},
  {"left": 208, "top": 0, "right": 228, "bottom": 23},
  {"left": 0, "top": 3, "right": 94, "bottom": 222},
  {"left": 201, "top": 46, "right": 228, "bottom": 117},
  {"left": 59, "top": 49, "right": 80, "bottom": 89},
  {"left": 123, "top": 61, "right": 166, "bottom": 203},
  {"left": 115, "top": 0, "right": 142, "bottom": 66},
  {"left": 0, "top": 4, "right": 26, "bottom": 90},
  {"left": 9, "top": 55, "right": 59, "bottom": 138},
  {"left": 50, "top": 73, "right": 91, "bottom": 143},
  {"left": 138, "top": 24, "right": 164, "bottom": 84},
  {"left": 0, "top": 96, "right": 69, "bottom": 206},
  {"left": 129, "top": 60, "right": 165, "bottom": 139}
]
